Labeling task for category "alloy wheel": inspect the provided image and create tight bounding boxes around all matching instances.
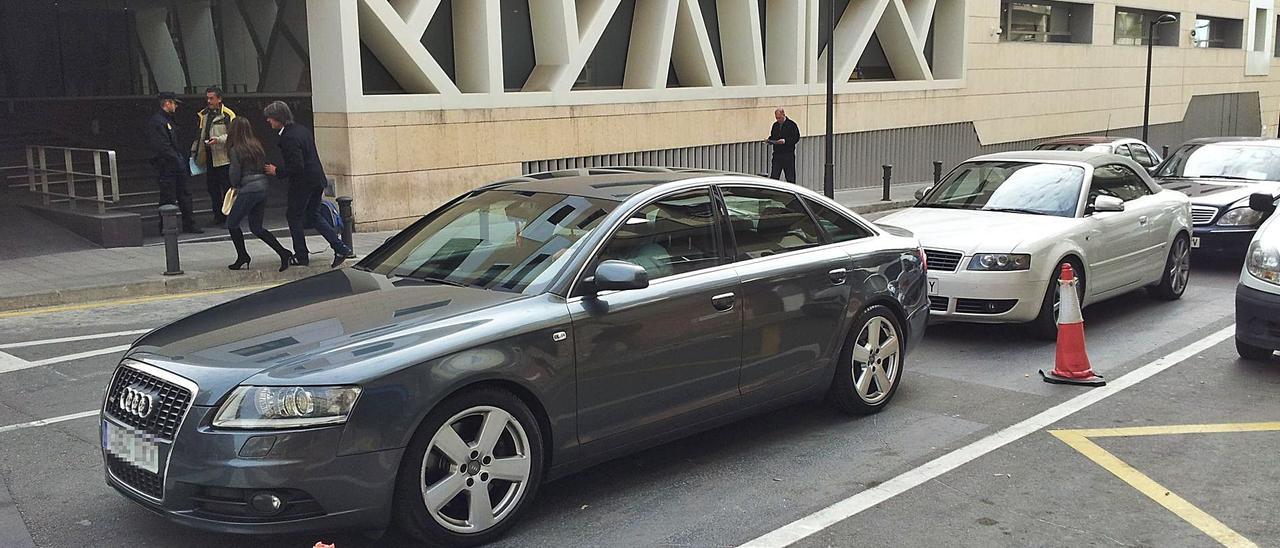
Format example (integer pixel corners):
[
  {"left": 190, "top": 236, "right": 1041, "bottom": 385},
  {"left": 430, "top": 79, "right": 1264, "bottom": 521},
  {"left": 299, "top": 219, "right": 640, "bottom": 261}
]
[
  {"left": 1169, "top": 238, "right": 1190, "bottom": 294},
  {"left": 850, "top": 315, "right": 900, "bottom": 404},
  {"left": 420, "top": 406, "right": 532, "bottom": 534}
]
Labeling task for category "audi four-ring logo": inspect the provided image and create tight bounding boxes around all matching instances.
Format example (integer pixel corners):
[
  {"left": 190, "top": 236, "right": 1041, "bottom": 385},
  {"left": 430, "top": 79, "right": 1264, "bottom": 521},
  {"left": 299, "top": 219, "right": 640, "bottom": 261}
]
[{"left": 118, "top": 386, "right": 156, "bottom": 419}]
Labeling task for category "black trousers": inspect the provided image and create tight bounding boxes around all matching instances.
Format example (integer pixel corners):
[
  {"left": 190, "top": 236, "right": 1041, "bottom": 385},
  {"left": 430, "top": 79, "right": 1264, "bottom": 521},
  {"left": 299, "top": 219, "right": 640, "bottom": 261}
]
[
  {"left": 770, "top": 154, "right": 797, "bottom": 184},
  {"left": 156, "top": 159, "right": 197, "bottom": 229},
  {"left": 285, "top": 182, "right": 349, "bottom": 259},
  {"left": 206, "top": 164, "right": 230, "bottom": 222},
  {"left": 226, "top": 189, "right": 289, "bottom": 260}
]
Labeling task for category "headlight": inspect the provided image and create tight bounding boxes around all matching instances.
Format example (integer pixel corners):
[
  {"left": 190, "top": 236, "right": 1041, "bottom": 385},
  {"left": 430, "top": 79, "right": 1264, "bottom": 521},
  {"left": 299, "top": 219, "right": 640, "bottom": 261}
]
[
  {"left": 212, "top": 386, "right": 362, "bottom": 429},
  {"left": 1247, "top": 240, "right": 1280, "bottom": 285},
  {"left": 967, "top": 253, "right": 1032, "bottom": 271},
  {"left": 1218, "top": 207, "right": 1266, "bottom": 227}
]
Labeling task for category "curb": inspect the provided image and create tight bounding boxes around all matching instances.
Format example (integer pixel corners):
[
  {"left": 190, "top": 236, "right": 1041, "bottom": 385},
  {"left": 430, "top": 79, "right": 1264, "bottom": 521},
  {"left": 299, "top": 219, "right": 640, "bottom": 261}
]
[
  {"left": 0, "top": 264, "right": 331, "bottom": 314},
  {"left": 847, "top": 198, "right": 916, "bottom": 214}
]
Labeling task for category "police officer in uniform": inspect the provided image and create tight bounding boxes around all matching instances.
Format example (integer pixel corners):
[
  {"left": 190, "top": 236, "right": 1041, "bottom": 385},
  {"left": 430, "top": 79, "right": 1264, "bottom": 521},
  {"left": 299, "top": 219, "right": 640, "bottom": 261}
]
[{"left": 146, "top": 92, "right": 202, "bottom": 233}]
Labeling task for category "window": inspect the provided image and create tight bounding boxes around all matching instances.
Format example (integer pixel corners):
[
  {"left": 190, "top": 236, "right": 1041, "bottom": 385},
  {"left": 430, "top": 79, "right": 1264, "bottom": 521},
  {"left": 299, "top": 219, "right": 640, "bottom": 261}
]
[
  {"left": 1115, "top": 8, "right": 1180, "bottom": 46},
  {"left": 1091, "top": 165, "right": 1152, "bottom": 202},
  {"left": 803, "top": 197, "right": 875, "bottom": 243},
  {"left": 596, "top": 188, "right": 723, "bottom": 280},
  {"left": 1194, "top": 16, "right": 1244, "bottom": 49},
  {"left": 1000, "top": 1, "right": 1093, "bottom": 44},
  {"left": 1129, "top": 145, "right": 1157, "bottom": 167},
  {"left": 721, "top": 187, "right": 824, "bottom": 260},
  {"left": 919, "top": 161, "right": 1085, "bottom": 218},
  {"left": 1114, "top": 144, "right": 1134, "bottom": 159},
  {"left": 1255, "top": 8, "right": 1268, "bottom": 52}
]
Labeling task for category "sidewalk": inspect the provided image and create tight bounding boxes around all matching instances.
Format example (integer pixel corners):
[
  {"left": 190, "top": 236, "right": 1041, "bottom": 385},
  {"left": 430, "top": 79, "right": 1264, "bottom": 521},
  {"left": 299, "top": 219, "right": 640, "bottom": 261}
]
[{"left": 0, "top": 183, "right": 928, "bottom": 313}]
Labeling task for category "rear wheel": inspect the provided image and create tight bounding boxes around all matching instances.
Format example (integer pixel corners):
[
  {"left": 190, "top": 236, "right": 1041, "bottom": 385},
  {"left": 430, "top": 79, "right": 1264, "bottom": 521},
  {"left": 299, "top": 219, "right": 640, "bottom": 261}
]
[
  {"left": 827, "top": 305, "right": 904, "bottom": 415},
  {"left": 1147, "top": 235, "right": 1190, "bottom": 301},
  {"left": 1029, "top": 260, "right": 1084, "bottom": 340},
  {"left": 1237, "top": 338, "right": 1276, "bottom": 361},
  {"left": 393, "top": 387, "right": 544, "bottom": 547}
]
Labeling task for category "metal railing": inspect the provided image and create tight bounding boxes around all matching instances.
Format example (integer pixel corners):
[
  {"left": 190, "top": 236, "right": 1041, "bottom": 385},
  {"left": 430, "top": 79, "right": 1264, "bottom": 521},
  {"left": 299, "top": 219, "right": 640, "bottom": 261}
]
[{"left": 18, "top": 145, "right": 121, "bottom": 213}]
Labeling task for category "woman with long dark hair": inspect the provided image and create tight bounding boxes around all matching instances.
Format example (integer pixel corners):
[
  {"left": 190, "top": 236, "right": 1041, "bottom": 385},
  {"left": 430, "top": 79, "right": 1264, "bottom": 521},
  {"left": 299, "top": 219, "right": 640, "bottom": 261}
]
[{"left": 225, "top": 117, "right": 292, "bottom": 271}]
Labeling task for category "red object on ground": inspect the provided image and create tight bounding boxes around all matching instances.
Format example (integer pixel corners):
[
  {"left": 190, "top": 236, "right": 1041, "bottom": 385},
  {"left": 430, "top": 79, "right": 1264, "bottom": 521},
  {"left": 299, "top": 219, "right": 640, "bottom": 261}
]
[{"left": 1040, "top": 264, "right": 1105, "bottom": 386}]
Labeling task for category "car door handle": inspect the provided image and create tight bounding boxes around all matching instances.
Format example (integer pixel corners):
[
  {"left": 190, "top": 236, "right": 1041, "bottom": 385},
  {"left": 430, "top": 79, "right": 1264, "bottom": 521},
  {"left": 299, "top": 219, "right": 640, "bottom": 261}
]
[
  {"left": 711, "top": 292, "right": 736, "bottom": 311},
  {"left": 1139, "top": 216, "right": 1149, "bottom": 225},
  {"left": 828, "top": 268, "right": 848, "bottom": 285}
]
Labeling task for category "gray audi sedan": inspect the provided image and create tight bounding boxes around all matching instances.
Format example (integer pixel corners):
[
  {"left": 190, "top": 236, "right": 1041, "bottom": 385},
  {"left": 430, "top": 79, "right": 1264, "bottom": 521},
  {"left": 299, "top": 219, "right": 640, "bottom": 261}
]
[{"left": 101, "top": 168, "right": 928, "bottom": 546}]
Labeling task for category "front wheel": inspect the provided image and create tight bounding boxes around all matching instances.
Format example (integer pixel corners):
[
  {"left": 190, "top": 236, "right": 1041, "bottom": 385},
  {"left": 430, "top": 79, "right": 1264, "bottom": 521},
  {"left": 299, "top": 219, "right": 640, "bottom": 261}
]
[
  {"left": 393, "top": 387, "right": 544, "bottom": 547},
  {"left": 827, "top": 305, "right": 904, "bottom": 415},
  {"left": 1237, "top": 338, "right": 1276, "bottom": 361},
  {"left": 1147, "top": 235, "right": 1190, "bottom": 301}
]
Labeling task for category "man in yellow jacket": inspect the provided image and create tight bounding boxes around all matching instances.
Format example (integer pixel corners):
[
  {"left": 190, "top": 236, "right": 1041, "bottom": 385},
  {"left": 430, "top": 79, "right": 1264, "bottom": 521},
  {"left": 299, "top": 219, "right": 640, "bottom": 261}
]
[{"left": 193, "top": 86, "right": 236, "bottom": 225}]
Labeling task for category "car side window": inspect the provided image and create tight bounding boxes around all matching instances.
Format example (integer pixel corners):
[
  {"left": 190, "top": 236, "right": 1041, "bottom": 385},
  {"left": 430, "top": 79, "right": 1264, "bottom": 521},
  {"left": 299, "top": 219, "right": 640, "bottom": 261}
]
[
  {"left": 1090, "top": 164, "right": 1152, "bottom": 203},
  {"left": 1130, "top": 145, "right": 1156, "bottom": 167},
  {"left": 1115, "top": 144, "right": 1134, "bottom": 159},
  {"left": 721, "top": 187, "right": 824, "bottom": 260},
  {"left": 802, "top": 197, "right": 874, "bottom": 243},
  {"left": 595, "top": 188, "right": 723, "bottom": 281}
]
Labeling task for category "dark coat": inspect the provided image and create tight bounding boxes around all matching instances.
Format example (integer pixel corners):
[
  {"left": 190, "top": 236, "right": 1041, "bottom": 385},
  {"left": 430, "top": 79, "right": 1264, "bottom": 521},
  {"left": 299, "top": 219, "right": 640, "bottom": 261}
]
[
  {"left": 147, "top": 110, "right": 185, "bottom": 165},
  {"left": 275, "top": 123, "right": 328, "bottom": 189},
  {"left": 769, "top": 118, "right": 801, "bottom": 157}
]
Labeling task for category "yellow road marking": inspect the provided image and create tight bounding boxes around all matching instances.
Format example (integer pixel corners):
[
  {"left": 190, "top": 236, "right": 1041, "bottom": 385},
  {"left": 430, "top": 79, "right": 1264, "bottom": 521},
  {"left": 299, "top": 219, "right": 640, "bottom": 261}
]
[
  {"left": 0, "top": 283, "right": 278, "bottom": 320},
  {"left": 1050, "top": 423, "right": 1280, "bottom": 548}
]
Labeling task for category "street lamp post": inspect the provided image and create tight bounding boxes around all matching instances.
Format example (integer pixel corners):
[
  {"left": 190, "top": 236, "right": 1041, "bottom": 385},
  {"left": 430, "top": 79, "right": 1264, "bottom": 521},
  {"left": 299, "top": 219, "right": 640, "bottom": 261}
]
[
  {"left": 824, "top": 0, "right": 835, "bottom": 199},
  {"left": 1143, "top": 14, "right": 1178, "bottom": 143}
]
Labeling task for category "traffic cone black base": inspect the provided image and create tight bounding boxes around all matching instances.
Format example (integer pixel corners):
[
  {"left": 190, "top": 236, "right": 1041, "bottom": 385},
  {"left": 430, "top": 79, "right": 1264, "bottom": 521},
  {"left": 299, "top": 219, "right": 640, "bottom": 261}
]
[{"left": 1039, "top": 369, "right": 1105, "bottom": 386}]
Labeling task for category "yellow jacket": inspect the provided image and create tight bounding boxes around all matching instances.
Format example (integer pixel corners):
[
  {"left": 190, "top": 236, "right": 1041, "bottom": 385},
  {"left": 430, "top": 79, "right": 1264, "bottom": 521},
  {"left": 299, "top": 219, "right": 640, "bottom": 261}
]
[{"left": 192, "top": 105, "right": 237, "bottom": 168}]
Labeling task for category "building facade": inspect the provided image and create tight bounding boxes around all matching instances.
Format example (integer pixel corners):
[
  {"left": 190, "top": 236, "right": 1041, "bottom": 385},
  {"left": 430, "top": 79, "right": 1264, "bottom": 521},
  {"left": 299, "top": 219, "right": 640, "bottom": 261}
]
[{"left": 2, "top": 1, "right": 1278, "bottom": 233}]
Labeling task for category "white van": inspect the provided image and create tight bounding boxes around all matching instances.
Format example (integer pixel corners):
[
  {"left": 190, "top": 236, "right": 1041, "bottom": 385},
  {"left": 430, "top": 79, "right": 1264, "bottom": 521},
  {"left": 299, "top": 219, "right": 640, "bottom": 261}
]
[{"left": 1237, "top": 192, "right": 1280, "bottom": 360}]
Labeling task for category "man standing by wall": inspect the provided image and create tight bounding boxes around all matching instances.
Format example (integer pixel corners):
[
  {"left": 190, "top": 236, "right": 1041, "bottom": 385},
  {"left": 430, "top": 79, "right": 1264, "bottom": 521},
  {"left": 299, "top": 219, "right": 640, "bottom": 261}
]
[
  {"left": 262, "top": 100, "right": 354, "bottom": 268},
  {"left": 147, "top": 92, "right": 202, "bottom": 234},
  {"left": 193, "top": 86, "right": 235, "bottom": 226},
  {"left": 767, "top": 108, "right": 801, "bottom": 183}
]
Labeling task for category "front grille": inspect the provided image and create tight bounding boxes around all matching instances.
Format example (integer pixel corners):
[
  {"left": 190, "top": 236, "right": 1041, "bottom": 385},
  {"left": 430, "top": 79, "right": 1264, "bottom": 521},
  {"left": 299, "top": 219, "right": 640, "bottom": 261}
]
[
  {"left": 924, "top": 249, "right": 963, "bottom": 272},
  {"left": 1191, "top": 205, "right": 1219, "bottom": 226},
  {"left": 105, "top": 364, "right": 193, "bottom": 440},
  {"left": 928, "top": 296, "right": 949, "bottom": 311},
  {"left": 106, "top": 452, "right": 164, "bottom": 499},
  {"left": 955, "top": 298, "right": 1018, "bottom": 315}
]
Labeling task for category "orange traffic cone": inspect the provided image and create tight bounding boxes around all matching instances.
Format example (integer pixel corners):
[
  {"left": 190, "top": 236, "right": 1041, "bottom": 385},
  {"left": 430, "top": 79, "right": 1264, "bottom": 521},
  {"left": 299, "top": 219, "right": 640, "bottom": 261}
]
[{"left": 1040, "top": 264, "right": 1105, "bottom": 386}]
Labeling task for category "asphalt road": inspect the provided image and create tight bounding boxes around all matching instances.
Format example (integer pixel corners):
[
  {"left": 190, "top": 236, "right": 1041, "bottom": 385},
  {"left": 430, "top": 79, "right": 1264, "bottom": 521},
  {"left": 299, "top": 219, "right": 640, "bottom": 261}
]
[{"left": 0, "top": 254, "right": 1274, "bottom": 548}]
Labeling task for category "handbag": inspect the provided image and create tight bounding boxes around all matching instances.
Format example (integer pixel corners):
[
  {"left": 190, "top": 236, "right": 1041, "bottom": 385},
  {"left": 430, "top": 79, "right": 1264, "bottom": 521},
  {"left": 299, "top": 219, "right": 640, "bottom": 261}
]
[
  {"left": 189, "top": 156, "right": 206, "bottom": 176},
  {"left": 221, "top": 187, "right": 238, "bottom": 216}
]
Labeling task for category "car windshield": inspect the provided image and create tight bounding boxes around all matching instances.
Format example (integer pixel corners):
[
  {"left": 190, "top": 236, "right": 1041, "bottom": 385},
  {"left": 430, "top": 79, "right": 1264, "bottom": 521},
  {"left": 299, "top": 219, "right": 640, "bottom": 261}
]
[
  {"left": 1155, "top": 144, "right": 1280, "bottom": 181},
  {"left": 918, "top": 161, "right": 1084, "bottom": 217},
  {"left": 357, "top": 189, "right": 616, "bottom": 294},
  {"left": 1035, "top": 143, "right": 1110, "bottom": 153}
]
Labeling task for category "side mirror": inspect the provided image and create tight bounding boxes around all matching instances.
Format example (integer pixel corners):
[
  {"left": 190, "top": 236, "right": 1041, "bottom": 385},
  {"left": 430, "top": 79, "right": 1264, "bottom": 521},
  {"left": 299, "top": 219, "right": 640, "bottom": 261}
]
[
  {"left": 914, "top": 186, "right": 933, "bottom": 201},
  {"left": 587, "top": 260, "right": 649, "bottom": 293},
  {"left": 1091, "top": 195, "right": 1125, "bottom": 213},
  {"left": 1249, "top": 192, "right": 1278, "bottom": 214}
]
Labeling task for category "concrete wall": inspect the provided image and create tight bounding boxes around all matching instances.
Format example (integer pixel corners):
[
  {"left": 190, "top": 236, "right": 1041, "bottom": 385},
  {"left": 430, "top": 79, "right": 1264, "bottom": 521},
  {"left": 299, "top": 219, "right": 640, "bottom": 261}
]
[{"left": 305, "top": 0, "right": 1280, "bottom": 231}]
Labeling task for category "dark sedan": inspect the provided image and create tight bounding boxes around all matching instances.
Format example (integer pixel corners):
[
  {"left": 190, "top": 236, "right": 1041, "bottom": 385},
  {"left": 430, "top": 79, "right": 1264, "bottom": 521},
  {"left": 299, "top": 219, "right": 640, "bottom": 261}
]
[
  {"left": 100, "top": 168, "right": 929, "bottom": 546},
  {"left": 1153, "top": 138, "right": 1280, "bottom": 254}
]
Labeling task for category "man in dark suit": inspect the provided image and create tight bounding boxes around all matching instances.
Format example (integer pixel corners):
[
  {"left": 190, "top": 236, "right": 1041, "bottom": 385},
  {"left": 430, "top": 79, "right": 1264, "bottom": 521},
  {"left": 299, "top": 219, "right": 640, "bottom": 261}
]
[
  {"left": 767, "top": 107, "right": 801, "bottom": 184},
  {"left": 146, "top": 92, "right": 202, "bottom": 234},
  {"left": 262, "top": 101, "right": 352, "bottom": 268}
]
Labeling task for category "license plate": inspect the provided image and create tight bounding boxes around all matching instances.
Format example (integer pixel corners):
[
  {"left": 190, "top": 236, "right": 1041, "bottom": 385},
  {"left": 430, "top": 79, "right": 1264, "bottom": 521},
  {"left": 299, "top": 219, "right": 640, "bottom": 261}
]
[
  {"left": 1190, "top": 237, "right": 1201, "bottom": 249},
  {"left": 927, "top": 278, "right": 939, "bottom": 295},
  {"left": 103, "top": 420, "right": 160, "bottom": 474}
]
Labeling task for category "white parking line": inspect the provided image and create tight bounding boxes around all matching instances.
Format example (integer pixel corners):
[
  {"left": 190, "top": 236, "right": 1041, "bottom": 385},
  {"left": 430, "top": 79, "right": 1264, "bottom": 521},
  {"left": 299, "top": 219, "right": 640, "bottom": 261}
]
[
  {"left": 0, "top": 410, "right": 98, "bottom": 435},
  {"left": 738, "top": 324, "right": 1237, "bottom": 548},
  {"left": 0, "top": 344, "right": 132, "bottom": 375},
  {"left": 0, "top": 329, "right": 150, "bottom": 349}
]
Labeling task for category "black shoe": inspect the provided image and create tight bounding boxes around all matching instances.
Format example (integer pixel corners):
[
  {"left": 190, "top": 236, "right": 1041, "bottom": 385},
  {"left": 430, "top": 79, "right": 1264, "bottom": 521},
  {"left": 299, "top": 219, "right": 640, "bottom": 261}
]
[
  {"left": 278, "top": 253, "right": 293, "bottom": 272},
  {"left": 228, "top": 257, "right": 251, "bottom": 270},
  {"left": 290, "top": 255, "right": 309, "bottom": 266},
  {"left": 331, "top": 252, "right": 352, "bottom": 269},
  {"left": 182, "top": 226, "right": 205, "bottom": 234}
]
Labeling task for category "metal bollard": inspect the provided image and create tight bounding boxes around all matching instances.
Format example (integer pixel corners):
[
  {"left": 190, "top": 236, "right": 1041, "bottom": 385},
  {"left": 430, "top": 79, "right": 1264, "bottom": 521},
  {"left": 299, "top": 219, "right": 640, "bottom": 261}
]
[
  {"left": 160, "top": 204, "right": 183, "bottom": 276},
  {"left": 337, "top": 196, "right": 355, "bottom": 257},
  {"left": 932, "top": 161, "right": 943, "bottom": 185},
  {"left": 1161, "top": 145, "right": 1169, "bottom": 158},
  {"left": 881, "top": 165, "right": 892, "bottom": 202}
]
